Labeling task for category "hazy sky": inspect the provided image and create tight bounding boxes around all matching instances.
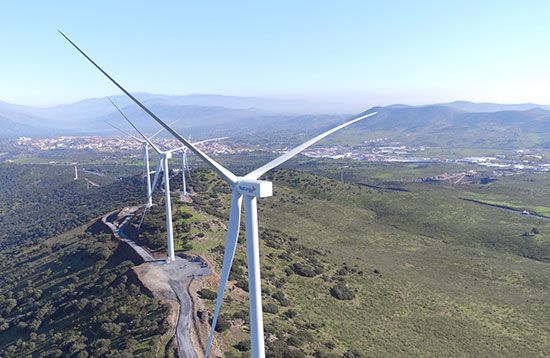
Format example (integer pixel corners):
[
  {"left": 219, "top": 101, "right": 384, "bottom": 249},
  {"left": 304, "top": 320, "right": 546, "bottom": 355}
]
[{"left": 2, "top": 1, "right": 550, "bottom": 108}]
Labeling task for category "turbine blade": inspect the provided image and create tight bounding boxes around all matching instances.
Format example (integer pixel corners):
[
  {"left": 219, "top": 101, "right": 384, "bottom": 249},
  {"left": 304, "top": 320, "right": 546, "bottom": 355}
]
[
  {"left": 244, "top": 111, "right": 377, "bottom": 180},
  {"left": 59, "top": 31, "right": 238, "bottom": 185},
  {"left": 166, "top": 146, "right": 186, "bottom": 154},
  {"left": 107, "top": 97, "right": 162, "bottom": 153},
  {"left": 205, "top": 192, "right": 243, "bottom": 358},
  {"left": 186, "top": 166, "right": 194, "bottom": 186},
  {"left": 105, "top": 121, "right": 143, "bottom": 143},
  {"left": 192, "top": 136, "right": 228, "bottom": 145},
  {"left": 137, "top": 206, "right": 148, "bottom": 230},
  {"left": 186, "top": 155, "right": 194, "bottom": 187},
  {"left": 150, "top": 159, "right": 163, "bottom": 197},
  {"left": 149, "top": 119, "right": 179, "bottom": 140}
]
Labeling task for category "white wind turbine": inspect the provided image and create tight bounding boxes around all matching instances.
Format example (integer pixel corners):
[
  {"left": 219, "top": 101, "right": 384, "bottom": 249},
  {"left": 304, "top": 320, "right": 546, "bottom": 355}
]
[
  {"left": 108, "top": 99, "right": 185, "bottom": 263},
  {"left": 106, "top": 100, "right": 178, "bottom": 208},
  {"left": 60, "top": 31, "right": 377, "bottom": 357}
]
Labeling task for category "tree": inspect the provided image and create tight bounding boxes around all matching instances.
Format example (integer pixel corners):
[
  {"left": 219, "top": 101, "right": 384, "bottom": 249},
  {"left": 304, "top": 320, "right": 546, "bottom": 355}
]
[{"left": 212, "top": 314, "right": 231, "bottom": 332}]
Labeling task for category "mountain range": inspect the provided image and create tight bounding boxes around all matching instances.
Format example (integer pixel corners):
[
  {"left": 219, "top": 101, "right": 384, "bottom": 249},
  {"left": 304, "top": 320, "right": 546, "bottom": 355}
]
[
  {"left": 1, "top": 94, "right": 549, "bottom": 148},
  {"left": 348, "top": 105, "right": 550, "bottom": 148}
]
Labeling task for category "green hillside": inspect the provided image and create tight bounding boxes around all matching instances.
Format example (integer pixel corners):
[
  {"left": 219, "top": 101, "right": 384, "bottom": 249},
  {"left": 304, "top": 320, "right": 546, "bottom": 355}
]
[
  {"left": 329, "top": 106, "right": 550, "bottom": 149},
  {"left": 160, "top": 167, "right": 550, "bottom": 357},
  {"left": 0, "top": 224, "right": 169, "bottom": 357},
  {"left": 0, "top": 163, "right": 143, "bottom": 249}
]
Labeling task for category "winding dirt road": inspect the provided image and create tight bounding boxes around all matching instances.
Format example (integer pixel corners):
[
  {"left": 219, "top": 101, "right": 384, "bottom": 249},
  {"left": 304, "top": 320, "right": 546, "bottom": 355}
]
[{"left": 102, "top": 207, "right": 211, "bottom": 358}]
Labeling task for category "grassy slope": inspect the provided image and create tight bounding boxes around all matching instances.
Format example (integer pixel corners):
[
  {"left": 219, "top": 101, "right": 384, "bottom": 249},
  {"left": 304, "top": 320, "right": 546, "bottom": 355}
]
[{"left": 178, "top": 168, "right": 549, "bottom": 357}]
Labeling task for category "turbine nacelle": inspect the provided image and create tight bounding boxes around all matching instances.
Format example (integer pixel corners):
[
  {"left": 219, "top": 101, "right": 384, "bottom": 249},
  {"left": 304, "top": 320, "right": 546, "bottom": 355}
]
[{"left": 235, "top": 179, "right": 273, "bottom": 198}]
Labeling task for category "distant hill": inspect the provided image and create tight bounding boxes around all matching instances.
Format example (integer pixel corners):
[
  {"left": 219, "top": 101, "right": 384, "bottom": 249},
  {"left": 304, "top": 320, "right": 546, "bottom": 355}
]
[
  {"left": 0, "top": 115, "right": 57, "bottom": 138},
  {"left": 0, "top": 95, "right": 549, "bottom": 149},
  {"left": 436, "top": 100, "right": 550, "bottom": 113},
  {"left": 339, "top": 105, "right": 550, "bottom": 148},
  {"left": 0, "top": 93, "right": 346, "bottom": 137}
]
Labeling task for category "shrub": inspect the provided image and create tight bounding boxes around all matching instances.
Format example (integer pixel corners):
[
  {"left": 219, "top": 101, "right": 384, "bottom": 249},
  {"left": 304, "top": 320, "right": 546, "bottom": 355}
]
[
  {"left": 330, "top": 283, "right": 355, "bottom": 300},
  {"left": 198, "top": 289, "right": 217, "bottom": 300},
  {"left": 284, "top": 309, "right": 297, "bottom": 319},
  {"left": 263, "top": 303, "right": 279, "bottom": 314},
  {"left": 234, "top": 340, "right": 251, "bottom": 352},
  {"left": 213, "top": 315, "right": 231, "bottom": 332},
  {"left": 267, "top": 341, "right": 306, "bottom": 358},
  {"left": 229, "top": 265, "right": 244, "bottom": 281},
  {"left": 287, "top": 335, "right": 304, "bottom": 347},
  {"left": 210, "top": 245, "right": 224, "bottom": 254},
  {"left": 179, "top": 211, "right": 193, "bottom": 219},
  {"left": 232, "top": 309, "right": 249, "bottom": 322},
  {"left": 236, "top": 279, "right": 249, "bottom": 292},
  {"left": 291, "top": 263, "right": 317, "bottom": 277},
  {"left": 272, "top": 291, "right": 290, "bottom": 306}
]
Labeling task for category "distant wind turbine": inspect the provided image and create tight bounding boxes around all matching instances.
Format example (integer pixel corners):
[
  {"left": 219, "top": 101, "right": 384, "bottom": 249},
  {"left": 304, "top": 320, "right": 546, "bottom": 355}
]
[
  {"left": 73, "top": 164, "right": 78, "bottom": 180},
  {"left": 60, "top": 30, "right": 377, "bottom": 357},
  {"left": 105, "top": 99, "right": 178, "bottom": 208},
  {"left": 108, "top": 99, "right": 183, "bottom": 263}
]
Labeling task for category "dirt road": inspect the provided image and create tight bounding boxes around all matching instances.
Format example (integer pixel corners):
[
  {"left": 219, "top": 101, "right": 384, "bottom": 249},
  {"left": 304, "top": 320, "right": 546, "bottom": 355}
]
[{"left": 102, "top": 207, "right": 211, "bottom": 357}]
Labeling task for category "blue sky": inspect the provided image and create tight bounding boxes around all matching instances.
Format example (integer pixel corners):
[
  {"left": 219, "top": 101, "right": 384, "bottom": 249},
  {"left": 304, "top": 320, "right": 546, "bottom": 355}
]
[{"left": 2, "top": 1, "right": 550, "bottom": 108}]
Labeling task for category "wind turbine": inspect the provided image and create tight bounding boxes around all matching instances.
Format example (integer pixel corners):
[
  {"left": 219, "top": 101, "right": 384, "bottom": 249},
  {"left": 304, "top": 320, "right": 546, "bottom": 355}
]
[
  {"left": 106, "top": 102, "right": 178, "bottom": 208},
  {"left": 60, "top": 31, "right": 377, "bottom": 357},
  {"left": 73, "top": 164, "right": 78, "bottom": 180},
  {"left": 109, "top": 100, "right": 185, "bottom": 263}
]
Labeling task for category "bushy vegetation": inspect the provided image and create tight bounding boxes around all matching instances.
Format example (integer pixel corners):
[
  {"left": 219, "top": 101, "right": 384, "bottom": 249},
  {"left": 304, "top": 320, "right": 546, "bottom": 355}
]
[
  {"left": 0, "top": 163, "right": 143, "bottom": 249},
  {"left": 198, "top": 289, "right": 217, "bottom": 300},
  {"left": 0, "top": 226, "right": 168, "bottom": 356}
]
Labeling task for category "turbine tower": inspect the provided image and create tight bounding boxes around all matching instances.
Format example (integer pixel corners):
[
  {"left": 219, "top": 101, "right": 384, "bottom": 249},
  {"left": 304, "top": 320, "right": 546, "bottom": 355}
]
[
  {"left": 60, "top": 31, "right": 377, "bottom": 357},
  {"left": 181, "top": 147, "right": 188, "bottom": 195},
  {"left": 109, "top": 100, "right": 184, "bottom": 263},
  {"left": 73, "top": 165, "right": 78, "bottom": 180}
]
